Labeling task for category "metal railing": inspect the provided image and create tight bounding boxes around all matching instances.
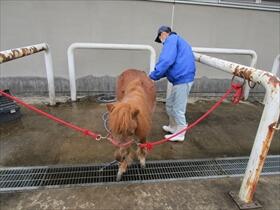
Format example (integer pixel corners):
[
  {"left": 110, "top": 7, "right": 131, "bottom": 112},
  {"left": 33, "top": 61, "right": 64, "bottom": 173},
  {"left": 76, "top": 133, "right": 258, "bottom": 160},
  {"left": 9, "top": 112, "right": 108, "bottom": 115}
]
[
  {"left": 193, "top": 48, "right": 258, "bottom": 100},
  {"left": 0, "top": 43, "right": 56, "bottom": 105},
  {"left": 166, "top": 48, "right": 258, "bottom": 99},
  {"left": 194, "top": 52, "right": 280, "bottom": 204},
  {"left": 67, "top": 43, "right": 156, "bottom": 101}
]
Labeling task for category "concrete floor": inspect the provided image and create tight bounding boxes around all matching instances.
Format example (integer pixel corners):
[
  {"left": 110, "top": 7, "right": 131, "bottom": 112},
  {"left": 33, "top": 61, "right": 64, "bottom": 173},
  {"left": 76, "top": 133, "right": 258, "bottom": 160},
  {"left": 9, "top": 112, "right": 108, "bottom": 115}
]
[
  {"left": 0, "top": 176, "right": 279, "bottom": 210},
  {"left": 0, "top": 96, "right": 279, "bottom": 209}
]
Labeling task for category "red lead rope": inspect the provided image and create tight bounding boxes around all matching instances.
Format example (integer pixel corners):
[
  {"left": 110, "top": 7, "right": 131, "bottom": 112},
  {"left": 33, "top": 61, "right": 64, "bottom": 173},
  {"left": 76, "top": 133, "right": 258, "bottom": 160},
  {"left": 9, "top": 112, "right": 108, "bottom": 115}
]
[
  {"left": 0, "top": 90, "right": 101, "bottom": 140},
  {"left": 0, "top": 82, "right": 243, "bottom": 149},
  {"left": 139, "top": 83, "right": 243, "bottom": 151}
]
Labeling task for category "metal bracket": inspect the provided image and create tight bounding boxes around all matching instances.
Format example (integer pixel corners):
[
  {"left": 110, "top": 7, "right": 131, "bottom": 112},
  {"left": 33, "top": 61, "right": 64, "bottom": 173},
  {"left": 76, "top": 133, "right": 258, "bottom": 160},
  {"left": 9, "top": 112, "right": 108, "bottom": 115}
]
[{"left": 229, "top": 191, "right": 262, "bottom": 209}]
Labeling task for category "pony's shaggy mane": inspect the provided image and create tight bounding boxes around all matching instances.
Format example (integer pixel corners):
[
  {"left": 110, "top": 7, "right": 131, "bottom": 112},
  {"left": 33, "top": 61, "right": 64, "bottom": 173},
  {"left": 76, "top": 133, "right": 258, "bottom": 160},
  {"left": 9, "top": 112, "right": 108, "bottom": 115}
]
[{"left": 108, "top": 70, "right": 156, "bottom": 141}]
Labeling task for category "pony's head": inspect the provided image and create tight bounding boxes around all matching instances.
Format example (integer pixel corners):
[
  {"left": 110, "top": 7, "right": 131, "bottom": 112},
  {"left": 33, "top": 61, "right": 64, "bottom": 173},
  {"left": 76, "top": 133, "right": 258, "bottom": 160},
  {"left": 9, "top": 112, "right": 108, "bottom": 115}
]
[{"left": 106, "top": 102, "right": 139, "bottom": 143}]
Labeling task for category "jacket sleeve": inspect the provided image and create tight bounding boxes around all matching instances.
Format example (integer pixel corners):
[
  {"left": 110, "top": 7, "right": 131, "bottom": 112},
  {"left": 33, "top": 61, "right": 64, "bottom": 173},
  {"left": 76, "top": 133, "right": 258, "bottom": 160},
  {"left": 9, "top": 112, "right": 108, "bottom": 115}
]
[{"left": 149, "top": 35, "right": 178, "bottom": 81}]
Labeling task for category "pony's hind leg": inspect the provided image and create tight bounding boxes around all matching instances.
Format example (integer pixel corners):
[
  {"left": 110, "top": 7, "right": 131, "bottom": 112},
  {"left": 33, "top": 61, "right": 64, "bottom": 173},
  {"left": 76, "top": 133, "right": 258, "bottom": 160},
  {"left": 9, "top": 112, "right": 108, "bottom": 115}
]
[
  {"left": 115, "top": 147, "right": 134, "bottom": 181},
  {"left": 137, "top": 138, "right": 148, "bottom": 168}
]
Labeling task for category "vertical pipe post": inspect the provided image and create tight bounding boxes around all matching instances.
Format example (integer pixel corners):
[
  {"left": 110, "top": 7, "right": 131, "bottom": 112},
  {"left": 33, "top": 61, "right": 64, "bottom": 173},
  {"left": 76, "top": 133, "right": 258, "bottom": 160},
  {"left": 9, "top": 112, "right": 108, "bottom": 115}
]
[
  {"left": 43, "top": 45, "right": 56, "bottom": 106},
  {"left": 67, "top": 46, "right": 77, "bottom": 102},
  {"left": 194, "top": 52, "right": 280, "bottom": 204},
  {"left": 242, "top": 51, "right": 257, "bottom": 100},
  {"left": 239, "top": 85, "right": 279, "bottom": 202}
]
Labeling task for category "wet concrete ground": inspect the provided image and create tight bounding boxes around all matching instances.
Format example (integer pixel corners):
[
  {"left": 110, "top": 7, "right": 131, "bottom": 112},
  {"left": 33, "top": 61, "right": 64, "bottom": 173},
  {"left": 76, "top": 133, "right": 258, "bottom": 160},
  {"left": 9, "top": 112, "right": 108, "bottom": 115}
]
[
  {"left": 0, "top": 96, "right": 279, "bottom": 209},
  {"left": 0, "top": 176, "right": 279, "bottom": 210}
]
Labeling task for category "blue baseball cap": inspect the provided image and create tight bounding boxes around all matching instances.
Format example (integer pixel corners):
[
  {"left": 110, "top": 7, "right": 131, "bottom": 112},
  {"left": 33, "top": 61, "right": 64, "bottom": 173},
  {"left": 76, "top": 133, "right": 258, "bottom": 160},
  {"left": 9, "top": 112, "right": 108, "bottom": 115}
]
[{"left": 155, "top": 25, "right": 172, "bottom": 43}]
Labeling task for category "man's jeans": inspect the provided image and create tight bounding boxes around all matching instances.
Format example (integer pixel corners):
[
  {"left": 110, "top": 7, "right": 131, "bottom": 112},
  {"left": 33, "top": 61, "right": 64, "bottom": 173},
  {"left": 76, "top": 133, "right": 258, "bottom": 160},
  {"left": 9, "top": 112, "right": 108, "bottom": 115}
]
[{"left": 166, "top": 82, "right": 193, "bottom": 126}]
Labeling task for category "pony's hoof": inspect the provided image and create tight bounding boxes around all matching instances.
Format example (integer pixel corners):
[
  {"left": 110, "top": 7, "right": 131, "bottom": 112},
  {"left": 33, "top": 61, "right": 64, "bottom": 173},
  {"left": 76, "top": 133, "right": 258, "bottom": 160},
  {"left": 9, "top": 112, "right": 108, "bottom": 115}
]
[
  {"left": 140, "top": 160, "right": 146, "bottom": 168},
  {"left": 116, "top": 171, "right": 122, "bottom": 182}
]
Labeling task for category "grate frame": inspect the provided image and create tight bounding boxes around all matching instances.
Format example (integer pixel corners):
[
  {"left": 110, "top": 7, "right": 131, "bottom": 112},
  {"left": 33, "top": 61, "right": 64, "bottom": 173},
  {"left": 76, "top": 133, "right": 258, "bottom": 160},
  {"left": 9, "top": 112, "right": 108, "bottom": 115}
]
[{"left": 1, "top": 155, "right": 279, "bottom": 192}]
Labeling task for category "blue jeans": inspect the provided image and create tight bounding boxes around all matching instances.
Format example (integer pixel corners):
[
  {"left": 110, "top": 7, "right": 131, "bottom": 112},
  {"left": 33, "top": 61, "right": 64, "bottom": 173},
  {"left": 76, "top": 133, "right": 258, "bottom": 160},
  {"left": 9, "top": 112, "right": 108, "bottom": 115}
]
[{"left": 166, "top": 82, "right": 193, "bottom": 126}]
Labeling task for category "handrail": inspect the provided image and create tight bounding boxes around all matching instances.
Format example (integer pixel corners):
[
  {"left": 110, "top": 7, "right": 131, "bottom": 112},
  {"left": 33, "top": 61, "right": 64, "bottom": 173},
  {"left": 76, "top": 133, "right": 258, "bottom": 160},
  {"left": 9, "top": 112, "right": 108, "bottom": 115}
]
[
  {"left": 67, "top": 43, "right": 156, "bottom": 101},
  {"left": 193, "top": 47, "right": 257, "bottom": 100},
  {"left": 0, "top": 43, "right": 56, "bottom": 105},
  {"left": 194, "top": 52, "right": 280, "bottom": 204}
]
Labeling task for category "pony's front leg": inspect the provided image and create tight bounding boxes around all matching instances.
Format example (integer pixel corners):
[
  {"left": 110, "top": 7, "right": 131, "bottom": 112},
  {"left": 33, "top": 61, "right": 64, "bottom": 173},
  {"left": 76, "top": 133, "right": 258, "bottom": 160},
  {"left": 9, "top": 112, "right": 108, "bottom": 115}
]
[
  {"left": 137, "top": 137, "right": 148, "bottom": 168},
  {"left": 117, "top": 160, "right": 128, "bottom": 182},
  {"left": 115, "top": 147, "right": 133, "bottom": 182}
]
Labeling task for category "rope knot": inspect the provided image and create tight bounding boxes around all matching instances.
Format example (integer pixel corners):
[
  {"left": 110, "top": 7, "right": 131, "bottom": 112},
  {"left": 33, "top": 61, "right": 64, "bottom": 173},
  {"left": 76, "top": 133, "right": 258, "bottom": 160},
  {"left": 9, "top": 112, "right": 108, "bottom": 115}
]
[
  {"left": 143, "top": 143, "right": 154, "bottom": 151},
  {"left": 231, "top": 83, "right": 243, "bottom": 104}
]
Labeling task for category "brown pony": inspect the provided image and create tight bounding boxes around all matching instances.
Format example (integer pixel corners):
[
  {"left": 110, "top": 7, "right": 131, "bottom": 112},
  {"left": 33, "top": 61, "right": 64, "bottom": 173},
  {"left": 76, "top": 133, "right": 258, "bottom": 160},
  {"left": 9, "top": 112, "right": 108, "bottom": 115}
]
[{"left": 106, "top": 69, "right": 156, "bottom": 181}]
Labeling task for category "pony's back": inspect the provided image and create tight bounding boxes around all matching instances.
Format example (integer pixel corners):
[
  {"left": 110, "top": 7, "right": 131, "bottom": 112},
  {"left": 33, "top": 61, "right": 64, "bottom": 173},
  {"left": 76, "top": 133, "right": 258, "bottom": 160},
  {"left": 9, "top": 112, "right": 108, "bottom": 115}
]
[{"left": 116, "top": 69, "right": 156, "bottom": 111}]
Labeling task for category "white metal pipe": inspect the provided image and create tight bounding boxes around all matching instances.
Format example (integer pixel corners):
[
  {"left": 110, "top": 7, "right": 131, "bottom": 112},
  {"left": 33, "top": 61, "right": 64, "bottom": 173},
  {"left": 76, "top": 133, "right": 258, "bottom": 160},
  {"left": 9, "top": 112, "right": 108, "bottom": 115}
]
[
  {"left": 243, "top": 51, "right": 257, "bottom": 100},
  {"left": 192, "top": 48, "right": 257, "bottom": 57},
  {"left": 0, "top": 43, "right": 56, "bottom": 105},
  {"left": 67, "top": 43, "right": 156, "bottom": 101},
  {"left": 193, "top": 47, "right": 258, "bottom": 100},
  {"left": 263, "top": 54, "right": 280, "bottom": 104},
  {"left": 166, "top": 47, "right": 258, "bottom": 99},
  {"left": 194, "top": 52, "right": 280, "bottom": 203},
  {"left": 271, "top": 54, "right": 280, "bottom": 76},
  {"left": 43, "top": 45, "right": 56, "bottom": 106}
]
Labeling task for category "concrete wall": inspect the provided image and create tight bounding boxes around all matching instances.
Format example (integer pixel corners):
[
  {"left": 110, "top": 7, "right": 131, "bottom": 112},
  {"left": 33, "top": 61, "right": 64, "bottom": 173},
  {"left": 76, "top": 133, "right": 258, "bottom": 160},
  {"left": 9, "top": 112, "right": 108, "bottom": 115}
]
[{"left": 0, "top": 0, "right": 279, "bottom": 96}]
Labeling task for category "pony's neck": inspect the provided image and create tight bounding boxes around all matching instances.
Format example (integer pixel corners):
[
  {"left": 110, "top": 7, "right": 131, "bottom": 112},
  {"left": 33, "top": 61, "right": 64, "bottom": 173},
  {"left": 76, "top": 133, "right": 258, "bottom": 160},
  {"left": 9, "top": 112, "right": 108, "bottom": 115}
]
[{"left": 121, "top": 88, "right": 145, "bottom": 104}]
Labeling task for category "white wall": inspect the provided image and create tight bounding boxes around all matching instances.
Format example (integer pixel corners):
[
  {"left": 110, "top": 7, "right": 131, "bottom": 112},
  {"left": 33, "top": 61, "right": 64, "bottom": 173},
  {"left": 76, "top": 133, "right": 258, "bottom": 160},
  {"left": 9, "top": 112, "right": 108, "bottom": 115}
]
[{"left": 0, "top": 0, "right": 279, "bottom": 94}]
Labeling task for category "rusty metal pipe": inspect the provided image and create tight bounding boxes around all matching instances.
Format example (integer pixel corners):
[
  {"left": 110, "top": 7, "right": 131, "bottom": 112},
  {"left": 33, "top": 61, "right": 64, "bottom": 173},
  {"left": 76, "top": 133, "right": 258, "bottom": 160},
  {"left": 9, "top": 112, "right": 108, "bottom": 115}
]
[
  {"left": 194, "top": 52, "right": 280, "bottom": 203},
  {"left": 0, "top": 44, "right": 47, "bottom": 63},
  {"left": 0, "top": 43, "right": 56, "bottom": 105}
]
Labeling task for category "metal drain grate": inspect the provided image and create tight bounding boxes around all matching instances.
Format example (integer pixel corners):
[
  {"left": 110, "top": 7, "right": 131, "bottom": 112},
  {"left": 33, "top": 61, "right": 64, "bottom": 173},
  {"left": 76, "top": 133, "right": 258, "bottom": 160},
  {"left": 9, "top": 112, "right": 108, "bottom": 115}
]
[{"left": 1, "top": 156, "right": 279, "bottom": 192}]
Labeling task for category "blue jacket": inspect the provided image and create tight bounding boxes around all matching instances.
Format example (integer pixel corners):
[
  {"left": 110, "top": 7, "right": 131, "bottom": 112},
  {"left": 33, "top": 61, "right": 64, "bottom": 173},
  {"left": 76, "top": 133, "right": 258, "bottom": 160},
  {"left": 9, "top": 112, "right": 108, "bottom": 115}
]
[{"left": 149, "top": 32, "right": 196, "bottom": 85}]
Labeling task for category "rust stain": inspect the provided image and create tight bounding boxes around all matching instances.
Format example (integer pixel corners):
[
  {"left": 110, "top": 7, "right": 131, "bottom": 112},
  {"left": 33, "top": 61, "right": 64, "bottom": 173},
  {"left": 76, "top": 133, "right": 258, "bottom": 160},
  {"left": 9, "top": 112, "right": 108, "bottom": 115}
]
[
  {"left": 0, "top": 52, "right": 14, "bottom": 62},
  {"left": 233, "top": 65, "right": 253, "bottom": 81},
  {"left": 263, "top": 73, "right": 280, "bottom": 88},
  {"left": 0, "top": 46, "right": 45, "bottom": 64},
  {"left": 32, "top": 46, "right": 39, "bottom": 53},
  {"left": 22, "top": 48, "right": 29, "bottom": 56},
  {"left": 11, "top": 49, "right": 21, "bottom": 57},
  {"left": 0, "top": 53, "right": 6, "bottom": 63},
  {"left": 245, "top": 122, "right": 277, "bottom": 202}
]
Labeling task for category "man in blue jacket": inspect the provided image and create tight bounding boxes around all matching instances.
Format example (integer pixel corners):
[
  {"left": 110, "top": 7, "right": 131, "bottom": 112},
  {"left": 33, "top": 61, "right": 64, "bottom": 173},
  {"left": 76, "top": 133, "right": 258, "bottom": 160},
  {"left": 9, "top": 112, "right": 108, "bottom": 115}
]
[{"left": 149, "top": 26, "right": 196, "bottom": 141}]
